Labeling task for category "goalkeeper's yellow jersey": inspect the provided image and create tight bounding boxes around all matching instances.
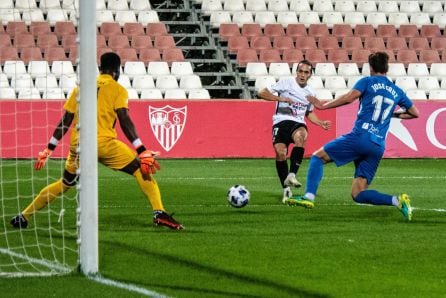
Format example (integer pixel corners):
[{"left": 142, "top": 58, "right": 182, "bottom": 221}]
[{"left": 64, "top": 74, "right": 129, "bottom": 147}]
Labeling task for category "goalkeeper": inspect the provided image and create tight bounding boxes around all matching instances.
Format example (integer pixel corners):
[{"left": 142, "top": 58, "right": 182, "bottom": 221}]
[{"left": 11, "top": 52, "right": 183, "bottom": 230}]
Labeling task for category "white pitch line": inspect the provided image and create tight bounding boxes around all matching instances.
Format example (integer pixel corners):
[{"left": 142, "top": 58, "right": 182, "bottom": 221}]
[
  {"left": 99, "top": 176, "right": 446, "bottom": 181},
  {"left": 88, "top": 274, "right": 170, "bottom": 298}
]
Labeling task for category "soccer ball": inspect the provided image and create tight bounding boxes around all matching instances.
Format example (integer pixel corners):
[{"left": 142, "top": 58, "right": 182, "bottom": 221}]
[{"left": 227, "top": 185, "right": 250, "bottom": 208}]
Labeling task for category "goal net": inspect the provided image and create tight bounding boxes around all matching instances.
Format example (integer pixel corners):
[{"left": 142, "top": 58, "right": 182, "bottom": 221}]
[{"left": 0, "top": 0, "right": 97, "bottom": 277}]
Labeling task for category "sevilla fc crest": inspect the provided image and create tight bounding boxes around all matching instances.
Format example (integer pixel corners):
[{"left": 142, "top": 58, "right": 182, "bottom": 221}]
[{"left": 148, "top": 105, "right": 187, "bottom": 152}]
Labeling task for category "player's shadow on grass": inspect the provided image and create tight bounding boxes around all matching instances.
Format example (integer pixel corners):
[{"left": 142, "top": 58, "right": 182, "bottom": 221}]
[{"left": 101, "top": 240, "right": 329, "bottom": 298}]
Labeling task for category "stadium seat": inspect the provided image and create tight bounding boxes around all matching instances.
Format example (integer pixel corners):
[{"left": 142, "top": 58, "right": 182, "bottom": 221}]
[
  {"left": 236, "top": 49, "right": 259, "bottom": 67},
  {"left": 10, "top": 73, "right": 34, "bottom": 89},
  {"left": 267, "top": 0, "right": 289, "bottom": 13},
  {"left": 268, "top": 62, "right": 291, "bottom": 78},
  {"left": 305, "top": 49, "right": 327, "bottom": 64},
  {"left": 241, "top": 24, "right": 263, "bottom": 40},
  {"left": 3, "top": 60, "right": 27, "bottom": 79},
  {"left": 250, "top": 36, "right": 273, "bottom": 53},
  {"left": 395, "top": 76, "right": 417, "bottom": 92},
  {"left": 171, "top": 61, "right": 193, "bottom": 78},
  {"left": 428, "top": 89, "right": 446, "bottom": 100},
  {"left": 61, "top": 34, "right": 77, "bottom": 51},
  {"left": 246, "top": 62, "right": 269, "bottom": 79},
  {"left": 146, "top": 22, "right": 168, "bottom": 38},
  {"left": 123, "top": 23, "right": 145, "bottom": 38},
  {"left": 228, "top": 36, "right": 250, "bottom": 54},
  {"left": 21, "top": 9, "right": 45, "bottom": 25},
  {"left": 264, "top": 24, "right": 285, "bottom": 39},
  {"left": 201, "top": 0, "right": 223, "bottom": 15},
  {"left": 100, "top": 22, "right": 122, "bottom": 39},
  {"left": 42, "top": 88, "right": 66, "bottom": 99},
  {"left": 140, "top": 89, "right": 163, "bottom": 99},
  {"left": 314, "top": 89, "right": 333, "bottom": 100},
  {"left": 324, "top": 76, "right": 347, "bottom": 91},
  {"left": 422, "top": 1, "right": 443, "bottom": 16},
  {"left": 307, "top": 75, "right": 324, "bottom": 89},
  {"left": 430, "top": 37, "right": 446, "bottom": 52},
  {"left": 180, "top": 75, "right": 203, "bottom": 90},
  {"left": 347, "top": 75, "right": 364, "bottom": 88},
  {"left": 315, "top": 62, "right": 337, "bottom": 76},
  {"left": 334, "top": 88, "right": 350, "bottom": 98},
  {"left": 0, "top": 47, "right": 19, "bottom": 63},
  {"left": 59, "top": 73, "right": 77, "bottom": 92},
  {"left": 406, "top": 89, "right": 427, "bottom": 100},
  {"left": 108, "top": 35, "right": 131, "bottom": 50},
  {"left": 0, "top": 0, "right": 13, "bottom": 9},
  {"left": 0, "top": 34, "right": 12, "bottom": 47},
  {"left": 29, "top": 21, "right": 51, "bottom": 37},
  {"left": 332, "top": 24, "right": 353, "bottom": 40},
  {"left": 147, "top": 61, "right": 170, "bottom": 78},
  {"left": 308, "top": 24, "right": 329, "bottom": 40},
  {"left": 342, "top": 36, "right": 363, "bottom": 54},
  {"left": 0, "top": 87, "right": 16, "bottom": 99},
  {"left": 387, "top": 63, "right": 407, "bottom": 79},
  {"left": 246, "top": 0, "right": 267, "bottom": 11},
  {"left": 398, "top": 24, "right": 419, "bottom": 41},
  {"left": 0, "top": 73, "right": 9, "bottom": 88},
  {"left": 132, "top": 74, "right": 155, "bottom": 91},
  {"left": 35, "top": 74, "right": 59, "bottom": 91},
  {"left": 36, "top": 34, "right": 59, "bottom": 51},
  {"left": 51, "top": 60, "right": 75, "bottom": 76},
  {"left": 354, "top": 24, "right": 375, "bottom": 40},
  {"left": 17, "top": 88, "right": 41, "bottom": 99},
  {"left": 418, "top": 76, "right": 440, "bottom": 91},
  {"left": 154, "top": 35, "right": 176, "bottom": 51},
  {"left": 397, "top": 49, "right": 419, "bottom": 65},
  {"left": 409, "top": 13, "right": 431, "bottom": 28},
  {"left": 232, "top": 11, "right": 254, "bottom": 28},
  {"left": 356, "top": 0, "right": 377, "bottom": 13},
  {"left": 344, "top": 12, "right": 366, "bottom": 26},
  {"left": 130, "top": 0, "right": 151, "bottom": 10},
  {"left": 298, "top": 12, "right": 321, "bottom": 26},
  {"left": 351, "top": 49, "right": 371, "bottom": 65},
  {"left": 139, "top": 48, "right": 162, "bottom": 63},
  {"left": 15, "top": 0, "right": 37, "bottom": 10},
  {"left": 20, "top": 47, "right": 43, "bottom": 63},
  {"left": 210, "top": 11, "right": 231, "bottom": 28},
  {"left": 164, "top": 89, "right": 187, "bottom": 99},
  {"left": 14, "top": 33, "right": 36, "bottom": 51},
  {"left": 382, "top": 49, "right": 396, "bottom": 62},
  {"left": 322, "top": 12, "right": 344, "bottom": 28},
  {"left": 366, "top": 12, "right": 387, "bottom": 29},
  {"left": 419, "top": 50, "right": 441, "bottom": 66},
  {"left": 97, "top": 47, "right": 113, "bottom": 62},
  {"left": 219, "top": 23, "right": 240, "bottom": 41},
  {"left": 28, "top": 60, "right": 51, "bottom": 78},
  {"left": 318, "top": 36, "right": 340, "bottom": 53},
  {"left": 376, "top": 24, "right": 398, "bottom": 41},
  {"left": 259, "top": 49, "right": 282, "bottom": 65},
  {"left": 407, "top": 63, "right": 429, "bottom": 77},
  {"left": 282, "top": 49, "right": 304, "bottom": 66},
  {"left": 334, "top": 0, "right": 355, "bottom": 14},
  {"left": 272, "top": 36, "right": 294, "bottom": 53},
  {"left": 377, "top": 1, "right": 399, "bottom": 14},
  {"left": 420, "top": 25, "right": 441, "bottom": 41},
  {"left": 117, "top": 48, "right": 138, "bottom": 64},
  {"left": 408, "top": 37, "right": 430, "bottom": 52},
  {"left": 294, "top": 36, "right": 317, "bottom": 53},
  {"left": 386, "top": 37, "right": 408, "bottom": 53},
  {"left": 188, "top": 89, "right": 211, "bottom": 99},
  {"left": 337, "top": 63, "right": 360, "bottom": 76},
  {"left": 155, "top": 75, "right": 179, "bottom": 90},
  {"left": 313, "top": 0, "right": 334, "bottom": 13},
  {"left": 289, "top": 0, "right": 311, "bottom": 12},
  {"left": 224, "top": 0, "right": 245, "bottom": 12},
  {"left": 131, "top": 35, "right": 152, "bottom": 53},
  {"left": 254, "top": 76, "right": 276, "bottom": 91},
  {"left": 364, "top": 37, "right": 386, "bottom": 51},
  {"left": 286, "top": 24, "right": 307, "bottom": 40},
  {"left": 162, "top": 48, "right": 185, "bottom": 65},
  {"left": 127, "top": 88, "right": 139, "bottom": 99},
  {"left": 387, "top": 13, "right": 410, "bottom": 29},
  {"left": 137, "top": 10, "right": 160, "bottom": 26},
  {"left": 0, "top": 9, "right": 21, "bottom": 25},
  {"left": 123, "top": 61, "right": 147, "bottom": 78},
  {"left": 430, "top": 63, "right": 446, "bottom": 78},
  {"left": 327, "top": 49, "right": 349, "bottom": 65},
  {"left": 277, "top": 12, "right": 299, "bottom": 27},
  {"left": 400, "top": 1, "right": 421, "bottom": 14},
  {"left": 47, "top": 9, "right": 69, "bottom": 26},
  {"left": 108, "top": 0, "right": 129, "bottom": 11},
  {"left": 115, "top": 11, "right": 138, "bottom": 27}
]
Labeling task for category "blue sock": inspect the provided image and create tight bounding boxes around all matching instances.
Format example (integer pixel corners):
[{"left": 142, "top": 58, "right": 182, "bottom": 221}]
[
  {"left": 354, "top": 190, "right": 393, "bottom": 206},
  {"left": 306, "top": 155, "right": 324, "bottom": 196}
]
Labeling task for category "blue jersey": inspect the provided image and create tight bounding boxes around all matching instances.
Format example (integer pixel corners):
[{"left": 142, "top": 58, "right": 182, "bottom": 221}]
[{"left": 352, "top": 76, "right": 413, "bottom": 146}]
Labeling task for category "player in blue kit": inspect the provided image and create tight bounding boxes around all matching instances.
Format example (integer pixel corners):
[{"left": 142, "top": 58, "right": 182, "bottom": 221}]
[{"left": 284, "top": 52, "right": 419, "bottom": 221}]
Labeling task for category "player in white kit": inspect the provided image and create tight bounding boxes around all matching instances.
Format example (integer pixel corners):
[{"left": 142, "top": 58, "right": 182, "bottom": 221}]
[{"left": 257, "top": 60, "right": 331, "bottom": 202}]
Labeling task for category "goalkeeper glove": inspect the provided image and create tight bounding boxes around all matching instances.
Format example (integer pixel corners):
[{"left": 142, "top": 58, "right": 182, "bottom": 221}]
[
  {"left": 138, "top": 149, "right": 161, "bottom": 180},
  {"left": 34, "top": 148, "right": 53, "bottom": 170}
]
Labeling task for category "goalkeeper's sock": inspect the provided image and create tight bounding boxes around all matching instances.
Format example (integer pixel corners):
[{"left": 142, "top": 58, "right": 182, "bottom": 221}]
[
  {"left": 134, "top": 169, "right": 165, "bottom": 211},
  {"left": 289, "top": 146, "right": 304, "bottom": 174},
  {"left": 22, "top": 179, "right": 70, "bottom": 220},
  {"left": 354, "top": 190, "right": 393, "bottom": 206},
  {"left": 305, "top": 155, "right": 324, "bottom": 195},
  {"left": 275, "top": 160, "right": 288, "bottom": 188}
]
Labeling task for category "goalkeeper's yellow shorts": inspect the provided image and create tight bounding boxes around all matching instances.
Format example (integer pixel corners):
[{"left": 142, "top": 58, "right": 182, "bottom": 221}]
[{"left": 65, "top": 139, "right": 136, "bottom": 174}]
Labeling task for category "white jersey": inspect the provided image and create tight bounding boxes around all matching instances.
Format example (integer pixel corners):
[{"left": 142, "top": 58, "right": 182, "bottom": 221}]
[{"left": 268, "top": 77, "right": 316, "bottom": 125}]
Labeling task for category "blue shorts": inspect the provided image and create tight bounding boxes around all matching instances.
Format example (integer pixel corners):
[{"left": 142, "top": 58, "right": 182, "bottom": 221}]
[{"left": 324, "top": 132, "right": 385, "bottom": 185}]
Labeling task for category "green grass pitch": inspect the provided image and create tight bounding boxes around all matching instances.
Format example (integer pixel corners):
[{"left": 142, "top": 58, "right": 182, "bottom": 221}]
[{"left": 1, "top": 158, "right": 446, "bottom": 297}]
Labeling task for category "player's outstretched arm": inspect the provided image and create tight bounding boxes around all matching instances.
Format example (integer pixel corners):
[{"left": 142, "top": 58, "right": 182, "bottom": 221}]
[
  {"left": 307, "top": 112, "right": 331, "bottom": 130},
  {"left": 257, "top": 88, "right": 293, "bottom": 104},
  {"left": 116, "top": 108, "right": 160, "bottom": 180},
  {"left": 393, "top": 106, "right": 419, "bottom": 119},
  {"left": 35, "top": 111, "right": 74, "bottom": 170}
]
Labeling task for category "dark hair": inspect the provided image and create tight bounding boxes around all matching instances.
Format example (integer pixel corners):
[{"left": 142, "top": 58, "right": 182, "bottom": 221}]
[
  {"left": 368, "top": 52, "right": 389, "bottom": 74},
  {"left": 296, "top": 59, "right": 313, "bottom": 72},
  {"left": 100, "top": 52, "right": 121, "bottom": 72}
]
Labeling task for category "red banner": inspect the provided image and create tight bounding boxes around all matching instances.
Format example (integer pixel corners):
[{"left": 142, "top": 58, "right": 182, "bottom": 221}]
[{"left": 0, "top": 100, "right": 445, "bottom": 158}]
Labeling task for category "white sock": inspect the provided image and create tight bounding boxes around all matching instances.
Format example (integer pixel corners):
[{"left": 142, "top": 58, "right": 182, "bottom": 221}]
[
  {"left": 304, "top": 193, "right": 315, "bottom": 201},
  {"left": 391, "top": 196, "right": 399, "bottom": 207}
]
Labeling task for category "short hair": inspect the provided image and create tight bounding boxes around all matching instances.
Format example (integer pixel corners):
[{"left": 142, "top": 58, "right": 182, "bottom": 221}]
[
  {"left": 296, "top": 59, "right": 313, "bottom": 73},
  {"left": 368, "top": 52, "right": 389, "bottom": 74},
  {"left": 100, "top": 52, "right": 121, "bottom": 72}
]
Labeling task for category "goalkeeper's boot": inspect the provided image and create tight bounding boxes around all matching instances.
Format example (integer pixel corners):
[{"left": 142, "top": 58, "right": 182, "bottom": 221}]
[
  {"left": 10, "top": 214, "right": 28, "bottom": 229},
  {"left": 397, "top": 194, "right": 412, "bottom": 221},
  {"left": 284, "top": 173, "right": 302, "bottom": 188},
  {"left": 153, "top": 211, "right": 184, "bottom": 230},
  {"left": 282, "top": 187, "right": 292, "bottom": 204},
  {"left": 285, "top": 195, "right": 314, "bottom": 209}
]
